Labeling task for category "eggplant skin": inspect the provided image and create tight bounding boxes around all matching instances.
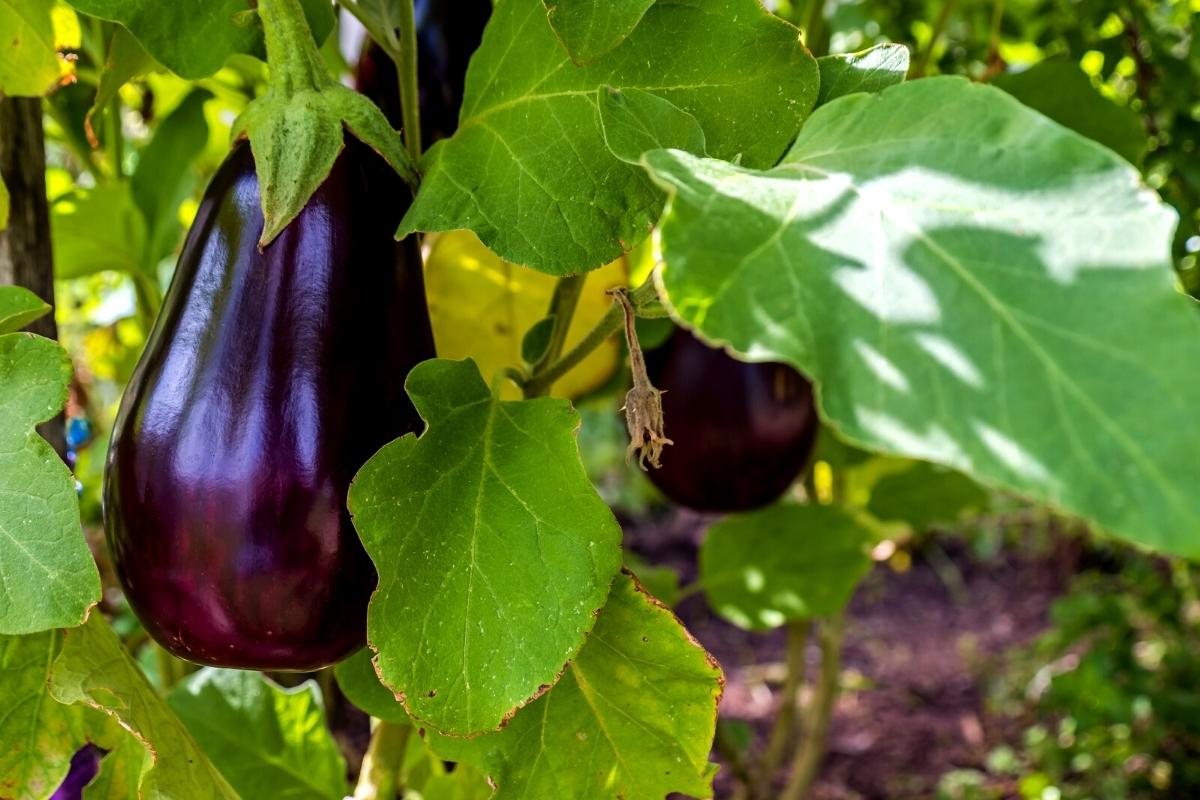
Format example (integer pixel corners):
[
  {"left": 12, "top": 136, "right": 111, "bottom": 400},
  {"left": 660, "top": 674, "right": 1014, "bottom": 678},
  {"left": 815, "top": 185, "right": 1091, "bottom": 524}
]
[
  {"left": 355, "top": 0, "right": 492, "bottom": 143},
  {"left": 645, "top": 329, "right": 818, "bottom": 513},
  {"left": 104, "top": 138, "right": 435, "bottom": 671}
]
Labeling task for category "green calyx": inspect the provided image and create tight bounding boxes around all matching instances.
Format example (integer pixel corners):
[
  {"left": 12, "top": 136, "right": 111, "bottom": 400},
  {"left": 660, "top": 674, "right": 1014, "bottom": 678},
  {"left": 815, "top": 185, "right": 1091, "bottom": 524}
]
[{"left": 236, "top": 0, "right": 418, "bottom": 247}]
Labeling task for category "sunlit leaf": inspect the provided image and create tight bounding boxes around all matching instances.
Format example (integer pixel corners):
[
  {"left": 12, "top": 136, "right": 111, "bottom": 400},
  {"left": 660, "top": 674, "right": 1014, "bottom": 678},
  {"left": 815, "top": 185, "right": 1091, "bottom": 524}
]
[
  {"left": 0, "top": 285, "right": 50, "bottom": 334},
  {"left": 349, "top": 358, "right": 623, "bottom": 735},
  {"left": 50, "top": 183, "right": 148, "bottom": 279},
  {"left": 816, "top": 43, "right": 909, "bottom": 105},
  {"left": 168, "top": 669, "right": 349, "bottom": 800},
  {"left": 645, "top": 77, "right": 1200, "bottom": 557},
  {"left": 0, "top": 0, "right": 63, "bottom": 96},
  {"left": 49, "top": 615, "right": 240, "bottom": 799},
  {"left": 543, "top": 0, "right": 654, "bottom": 64},
  {"left": 700, "top": 504, "right": 873, "bottom": 630},
  {"left": 598, "top": 85, "right": 707, "bottom": 165},
  {"left": 431, "top": 572, "right": 722, "bottom": 799}
]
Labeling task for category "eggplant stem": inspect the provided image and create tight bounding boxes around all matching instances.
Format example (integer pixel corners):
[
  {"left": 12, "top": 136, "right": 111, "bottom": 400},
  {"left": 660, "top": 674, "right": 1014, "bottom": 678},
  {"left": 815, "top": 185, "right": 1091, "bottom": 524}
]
[
  {"left": 257, "top": 0, "right": 334, "bottom": 95},
  {"left": 525, "top": 274, "right": 586, "bottom": 397},
  {"left": 353, "top": 720, "right": 411, "bottom": 799},
  {"left": 780, "top": 611, "right": 846, "bottom": 800},
  {"left": 395, "top": 0, "right": 422, "bottom": 162}
]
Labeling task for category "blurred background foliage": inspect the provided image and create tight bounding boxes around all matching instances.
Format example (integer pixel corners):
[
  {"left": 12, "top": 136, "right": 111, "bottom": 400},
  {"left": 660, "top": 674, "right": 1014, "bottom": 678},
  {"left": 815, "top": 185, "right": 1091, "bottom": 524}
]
[{"left": 35, "top": 1, "right": 1200, "bottom": 797}]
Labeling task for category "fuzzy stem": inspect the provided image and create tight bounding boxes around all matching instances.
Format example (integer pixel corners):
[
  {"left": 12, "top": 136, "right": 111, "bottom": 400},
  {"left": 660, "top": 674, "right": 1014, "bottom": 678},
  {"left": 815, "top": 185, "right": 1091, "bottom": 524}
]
[
  {"left": 758, "top": 620, "right": 812, "bottom": 794},
  {"left": 525, "top": 274, "right": 587, "bottom": 397},
  {"left": 257, "top": 0, "right": 333, "bottom": 95},
  {"left": 353, "top": 720, "right": 411, "bottom": 799},
  {"left": 781, "top": 612, "right": 846, "bottom": 800},
  {"left": 395, "top": 0, "right": 422, "bottom": 161}
]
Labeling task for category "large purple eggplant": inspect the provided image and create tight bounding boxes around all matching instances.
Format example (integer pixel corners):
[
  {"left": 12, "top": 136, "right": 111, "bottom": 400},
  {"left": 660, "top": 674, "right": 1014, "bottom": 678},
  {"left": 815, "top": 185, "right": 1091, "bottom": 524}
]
[
  {"left": 645, "top": 328, "right": 818, "bottom": 513},
  {"left": 355, "top": 0, "right": 492, "bottom": 143},
  {"left": 103, "top": 138, "right": 435, "bottom": 670}
]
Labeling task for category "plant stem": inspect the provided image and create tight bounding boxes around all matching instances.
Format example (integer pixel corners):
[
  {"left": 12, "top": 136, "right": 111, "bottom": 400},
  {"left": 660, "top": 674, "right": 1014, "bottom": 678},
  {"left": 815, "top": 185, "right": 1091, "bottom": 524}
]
[
  {"left": 353, "top": 720, "right": 411, "bottom": 800},
  {"left": 521, "top": 279, "right": 663, "bottom": 396},
  {"left": 395, "top": 0, "right": 422, "bottom": 162},
  {"left": 757, "top": 620, "right": 812, "bottom": 795},
  {"left": 257, "top": 0, "right": 333, "bottom": 95},
  {"left": 781, "top": 612, "right": 846, "bottom": 800},
  {"left": 911, "top": 0, "right": 958, "bottom": 78},
  {"left": 714, "top": 720, "right": 755, "bottom": 800},
  {"left": 800, "top": 0, "right": 828, "bottom": 58},
  {"left": 526, "top": 274, "right": 586, "bottom": 397}
]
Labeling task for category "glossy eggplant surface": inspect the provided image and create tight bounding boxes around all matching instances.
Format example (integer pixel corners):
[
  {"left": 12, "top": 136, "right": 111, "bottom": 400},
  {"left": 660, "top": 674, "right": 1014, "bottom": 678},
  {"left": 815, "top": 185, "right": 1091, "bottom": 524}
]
[
  {"left": 645, "top": 328, "right": 818, "bottom": 513},
  {"left": 104, "top": 138, "right": 435, "bottom": 670},
  {"left": 355, "top": 0, "right": 492, "bottom": 142}
]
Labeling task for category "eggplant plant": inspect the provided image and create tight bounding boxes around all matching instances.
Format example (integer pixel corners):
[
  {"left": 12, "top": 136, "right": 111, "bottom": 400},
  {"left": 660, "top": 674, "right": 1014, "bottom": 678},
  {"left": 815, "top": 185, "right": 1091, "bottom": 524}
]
[{"left": 2, "top": 0, "right": 1199, "bottom": 799}]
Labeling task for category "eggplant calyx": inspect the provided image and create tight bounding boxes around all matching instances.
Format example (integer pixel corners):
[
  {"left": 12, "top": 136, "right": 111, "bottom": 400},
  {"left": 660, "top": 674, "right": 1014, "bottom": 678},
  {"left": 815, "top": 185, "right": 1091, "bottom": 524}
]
[
  {"left": 614, "top": 287, "right": 674, "bottom": 469},
  {"left": 236, "top": 0, "right": 419, "bottom": 248}
]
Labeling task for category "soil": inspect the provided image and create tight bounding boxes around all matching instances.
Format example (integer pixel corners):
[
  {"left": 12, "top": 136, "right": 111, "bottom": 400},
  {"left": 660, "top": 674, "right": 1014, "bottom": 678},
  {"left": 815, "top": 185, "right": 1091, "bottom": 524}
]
[{"left": 624, "top": 509, "right": 1075, "bottom": 800}]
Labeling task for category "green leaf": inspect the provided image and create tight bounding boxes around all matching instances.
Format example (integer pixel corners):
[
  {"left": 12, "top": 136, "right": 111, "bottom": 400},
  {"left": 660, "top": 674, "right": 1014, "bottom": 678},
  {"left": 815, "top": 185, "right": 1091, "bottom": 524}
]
[
  {"left": 624, "top": 551, "right": 681, "bottom": 607},
  {"left": 598, "top": 85, "right": 707, "bottom": 165},
  {"left": 520, "top": 315, "right": 557, "bottom": 365},
  {"left": 0, "top": 333, "right": 100, "bottom": 634},
  {"left": 0, "top": 630, "right": 124, "bottom": 800},
  {"left": 867, "top": 461, "right": 990, "bottom": 531},
  {"left": 86, "top": 27, "right": 155, "bottom": 147},
  {"left": 332, "top": 648, "right": 411, "bottom": 725},
  {"left": 644, "top": 77, "right": 1200, "bottom": 557},
  {"left": 430, "top": 572, "right": 723, "bottom": 799},
  {"left": 543, "top": 0, "right": 655, "bottom": 64},
  {"left": 84, "top": 731, "right": 147, "bottom": 800},
  {"left": 699, "top": 504, "right": 872, "bottom": 630},
  {"left": 168, "top": 669, "right": 349, "bottom": 800},
  {"left": 349, "top": 358, "right": 623, "bottom": 735},
  {"left": 50, "top": 182, "right": 148, "bottom": 279},
  {"left": 817, "top": 43, "right": 909, "bottom": 105},
  {"left": 48, "top": 615, "right": 240, "bottom": 800},
  {"left": 63, "top": 0, "right": 334, "bottom": 79},
  {"left": 0, "top": 285, "right": 50, "bottom": 334},
  {"left": 993, "top": 59, "right": 1148, "bottom": 166},
  {"left": 0, "top": 0, "right": 60, "bottom": 96},
  {"left": 400, "top": 0, "right": 818, "bottom": 276},
  {"left": 132, "top": 89, "right": 212, "bottom": 263}
]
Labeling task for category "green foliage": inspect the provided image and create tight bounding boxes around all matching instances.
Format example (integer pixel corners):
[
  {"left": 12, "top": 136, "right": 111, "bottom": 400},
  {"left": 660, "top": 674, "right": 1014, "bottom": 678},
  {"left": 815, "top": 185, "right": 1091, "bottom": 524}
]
[
  {"left": 63, "top": 0, "right": 334, "bottom": 79},
  {"left": 0, "top": 285, "right": 50, "bottom": 334},
  {"left": 349, "top": 358, "right": 623, "bottom": 735},
  {"left": 0, "top": 0, "right": 62, "bottom": 96},
  {"left": 332, "top": 648, "right": 411, "bottom": 725},
  {"left": 598, "top": 86, "right": 707, "bottom": 165},
  {"left": 542, "top": 0, "right": 655, "bottom": 64},
  {"left": 399, "top": 0, "right": 819, "bottom": 275},
  {"left": 700, "top": 504, "right": 873, "bottom": 630},
  {"left": 646, "top": 77, "right": 1200, "bottom": 557},
  {"left": 0, "top": 324, "right": 100, "bottom": 633},
  {"left": 48, "top": 615, "right": 239, "bottom": 799},
  {"left": 816, "top": 43, "right": 910, "bottom": 105},
  {"left": 168, "top": 669, "right": 349, "bottom": 800},
  {"left": 51, "top": 183, "right": 148, "bottom": 279},
  {"left": 974, "top": 555, "right": 1200, "bottom": 799},
  {"left": 993, "top": 59, "right": 1148, "bottom": 166},
  {"left": 431, "top": 572, "right": 723, "bottom": 799},
  {"left": 867, "top": 461, "right": 989, "bottom": 531}
]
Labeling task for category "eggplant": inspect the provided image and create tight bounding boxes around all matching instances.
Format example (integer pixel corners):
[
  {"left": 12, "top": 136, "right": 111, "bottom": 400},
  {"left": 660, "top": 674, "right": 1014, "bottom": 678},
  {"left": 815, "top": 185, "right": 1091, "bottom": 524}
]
[
  {"left": 355, "top": 0, "right": 492, "bottom": 143},
  {"left": 645, "top": 328, "right": 818, "bottom": 513},
  {"left": 103, "top": 138, "right": 435, "bottom": 670},
  {"left": 50, "top": 745, "right": 105, "bottom": 800}
]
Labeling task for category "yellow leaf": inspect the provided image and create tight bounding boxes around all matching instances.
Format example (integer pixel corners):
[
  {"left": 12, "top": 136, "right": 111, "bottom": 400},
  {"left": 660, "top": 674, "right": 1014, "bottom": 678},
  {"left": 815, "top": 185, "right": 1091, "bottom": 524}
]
[{"left": 424, "top": 230, "right": 627, "bottom": 399}]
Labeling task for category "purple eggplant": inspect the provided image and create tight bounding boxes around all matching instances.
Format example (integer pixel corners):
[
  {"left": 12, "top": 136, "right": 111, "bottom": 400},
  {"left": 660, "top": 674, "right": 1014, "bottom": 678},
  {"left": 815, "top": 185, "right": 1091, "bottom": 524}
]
[
  {"left": 50, "top": 744, "right": 105, "bottom": 800},
  {"left": 103, "top": 138, "right": 435, "bottom": 670},
  {"left": 645, "top": 328, "right": 818, "bottom": 513},
  {"left": 355, "top": 0, "right": 492, "bottom": 143}
]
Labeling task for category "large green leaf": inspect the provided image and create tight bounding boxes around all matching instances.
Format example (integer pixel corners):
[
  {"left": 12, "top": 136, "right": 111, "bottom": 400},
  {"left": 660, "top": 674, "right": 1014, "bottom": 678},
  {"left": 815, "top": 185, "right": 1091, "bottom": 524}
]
[
  {"left": 400, "top": 0, "right": 818, "bottom": 276},
  {"left": 699, "top": 504, "right": 873, "bottom": 631},
  {"left": 0, "top": 333, "right": 100, "bottom": 634},
  {"left": 644, "top": 77, "right": 1200, "bottom": 556},
  {"left": 349, "top": 358, "right": 622, "bottom": 735},
  {"left": 48, "top": 615, "right": 240, "bottom": 800},
  {"left": 0, "top": 285, "right": 50, "bottom": 334},
  {"left": 168, "top": 669, "right": 348, "bottom": 800},
  {"left": 0, "top": 630, "right": 125, "bottom": 800},
  {"left": 431, "top": 572, "right": 723, "bottom": 799},
  {"left": 867, "top": 461, "right": 989, "bottom": 531},
  {"left": 63, "top": 0, "right": 334, "bottom": 79},
  {"left": 0, "top": 0, "right": 60, "bottom": 96},
  {"left": 993, "top": 59, "right": 1148, "bottom": 166},
  {"left": 542, "top": 0, "right": 654, "bottom": 64}
]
